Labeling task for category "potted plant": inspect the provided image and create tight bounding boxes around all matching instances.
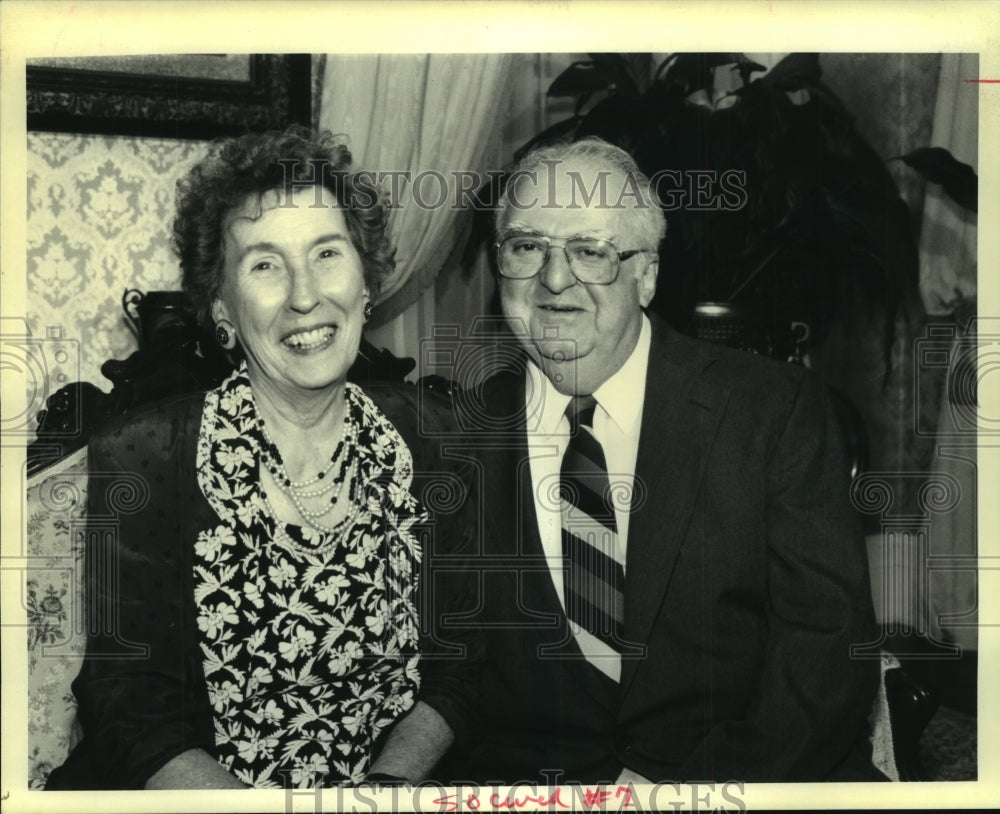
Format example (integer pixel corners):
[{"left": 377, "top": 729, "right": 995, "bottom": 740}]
[{"left": 514, "top": 52, "right": 927, "bottom": 367}]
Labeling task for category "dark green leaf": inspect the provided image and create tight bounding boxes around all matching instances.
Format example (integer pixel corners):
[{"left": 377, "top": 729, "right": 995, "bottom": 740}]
[
  {"left": 586, "top": 53, "right": 631, "bottom": 69},
  {"left": 893, "top": 147, "right": 978, "bottom": 212},
  {"left": 585, "top": 53, "right": 646, "bottom": 97},
  {"left": 547, "top": 61, "right": 612, "bottom": 98},
  {"left": 733, "top": 54, "right": 767, "bottom": 85},
  {"left": 657, "top": 53, "right": 742, "bottom": 94},
  {"left": 623, "top": 53, "right": 655, "bottom": 93},
  {"left": 762, "top": 53, "right": 822, "bottom": 91}
]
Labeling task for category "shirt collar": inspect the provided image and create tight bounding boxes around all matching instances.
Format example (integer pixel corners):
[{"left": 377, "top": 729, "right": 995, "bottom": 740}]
[
  {"left": 595, "top": 314, "right": 650, "bottom": 435},
  {"left": 526, "top": 314, "right": 651, "bottom": 436}
]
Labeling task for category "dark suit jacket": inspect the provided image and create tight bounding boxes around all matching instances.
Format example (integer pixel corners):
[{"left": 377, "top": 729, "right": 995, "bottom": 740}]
[{"left": 444, "top": 315, "right": 880, "bottom": 784}]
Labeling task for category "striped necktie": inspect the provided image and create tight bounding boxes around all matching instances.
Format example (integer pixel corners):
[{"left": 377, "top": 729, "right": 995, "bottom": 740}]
[{"left": 560, "top": 395, "right": 625, "bottom": 680}]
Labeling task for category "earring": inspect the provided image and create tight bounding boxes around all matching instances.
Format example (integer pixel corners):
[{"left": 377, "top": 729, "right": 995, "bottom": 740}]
[
  {"left": 215, "top": 320, "right": 237, "bottom": 350},
  {"left": 363, "top": 302, "right": 373, "bottom": 322}
]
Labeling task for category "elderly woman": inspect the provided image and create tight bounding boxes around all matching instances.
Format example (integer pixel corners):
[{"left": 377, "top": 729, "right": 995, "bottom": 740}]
[{"left": 47, "top": 129, "right": 472, "bottom": 789}]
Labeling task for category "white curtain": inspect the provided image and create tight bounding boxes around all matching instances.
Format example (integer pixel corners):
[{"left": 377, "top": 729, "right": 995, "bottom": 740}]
[
  {"left": 316, "top": 53, "right": 513, "bottom": 363},
  {"left": 919, "top": 53, "right": 979, "bottom": 651}
]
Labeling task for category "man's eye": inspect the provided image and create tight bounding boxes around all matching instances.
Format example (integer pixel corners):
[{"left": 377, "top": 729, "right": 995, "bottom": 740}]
[
  {"left": 318, "top": 248, "right": 342, "bottom": 260},
  {"left": 574, "top": 245, "right": 610, "bottom": 261},
  {"left": 251, "top": 260, "right": 275, "bottom": 272},
  {"left": 510, "top": 239, "right": 543, "bottom": 254}
]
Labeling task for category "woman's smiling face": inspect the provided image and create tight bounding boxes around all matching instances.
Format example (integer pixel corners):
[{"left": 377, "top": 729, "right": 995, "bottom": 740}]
[{"left": 212, "top": 185, "right": 368, "bottom": 401}]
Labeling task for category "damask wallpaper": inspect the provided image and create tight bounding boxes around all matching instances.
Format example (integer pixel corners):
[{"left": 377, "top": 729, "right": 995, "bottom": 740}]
[{"left": 27, "top": 133, "right": 209, "bottom": 396}]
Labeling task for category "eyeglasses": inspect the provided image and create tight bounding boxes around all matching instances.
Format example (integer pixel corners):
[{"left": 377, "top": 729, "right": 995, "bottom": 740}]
[{"left": 495, "top": 233, "right": 651, "bottom": 285}]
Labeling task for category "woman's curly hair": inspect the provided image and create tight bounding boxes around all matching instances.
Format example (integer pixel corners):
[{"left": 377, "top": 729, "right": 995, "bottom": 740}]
[{"left": 173, "top": 126, "right": 395, "bottom": 329}]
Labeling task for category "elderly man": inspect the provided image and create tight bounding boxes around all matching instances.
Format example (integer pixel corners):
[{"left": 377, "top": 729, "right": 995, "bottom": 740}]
[{"left": 375, "top": 137, "right": 882, "bottom": 784}]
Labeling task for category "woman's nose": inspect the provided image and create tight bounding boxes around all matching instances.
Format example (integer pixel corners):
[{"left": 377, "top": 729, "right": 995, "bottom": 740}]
[{"left": 287, "top": 262, "right": 321, "bottom": 313}]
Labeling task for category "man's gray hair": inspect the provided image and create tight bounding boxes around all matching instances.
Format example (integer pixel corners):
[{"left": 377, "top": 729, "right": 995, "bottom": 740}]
[{"left": 497, "top": 137, "right": 667, "bottom": 249}]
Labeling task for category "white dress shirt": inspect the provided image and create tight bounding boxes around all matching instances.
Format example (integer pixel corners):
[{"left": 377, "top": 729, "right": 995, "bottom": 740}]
[{"left": 524, "top": 315, "right": 651, "bottom": 610}]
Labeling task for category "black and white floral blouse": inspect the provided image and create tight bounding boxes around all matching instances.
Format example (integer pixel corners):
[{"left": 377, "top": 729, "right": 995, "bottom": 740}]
[
  {"left": 194, "top": 365, "right": 425, "bottom": 787},
  {"left": 51, "top": 365, "right": 476, "bottom": 792}
]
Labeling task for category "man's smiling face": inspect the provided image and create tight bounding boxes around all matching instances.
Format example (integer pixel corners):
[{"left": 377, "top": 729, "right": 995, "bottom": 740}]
[{"left": 497, "top": 156, "right": 658, "bottom": 396}]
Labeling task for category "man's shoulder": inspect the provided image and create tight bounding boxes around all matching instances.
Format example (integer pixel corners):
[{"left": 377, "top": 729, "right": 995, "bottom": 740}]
[{"left": 648, "top": 316, "right": 815, "bottom": 408}]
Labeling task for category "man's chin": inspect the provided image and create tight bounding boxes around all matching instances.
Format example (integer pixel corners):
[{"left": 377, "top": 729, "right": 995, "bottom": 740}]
[
  {"left": 534, "top": 352, "right": 580, "bottom": 395},
  {"left": 533, "top": 337, "right": 581, "bottom": 362}
]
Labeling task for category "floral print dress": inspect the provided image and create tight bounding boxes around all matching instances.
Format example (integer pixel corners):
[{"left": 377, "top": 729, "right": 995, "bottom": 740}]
[{"left": 194, "top": 366, "right": 424, "bottom": 788}]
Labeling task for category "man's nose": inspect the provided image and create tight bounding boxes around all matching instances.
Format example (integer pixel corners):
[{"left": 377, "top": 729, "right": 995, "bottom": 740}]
[
  {"left": 538, "top": 247, "right": 578, "bottom": 294},
  {"left": 287, "top": 261, "right": 321, "bottom": 313}
]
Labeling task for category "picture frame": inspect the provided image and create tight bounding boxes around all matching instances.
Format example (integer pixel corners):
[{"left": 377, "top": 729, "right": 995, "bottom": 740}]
[{"left": 26, "top": 53, "right": 312, "bottom": 139}]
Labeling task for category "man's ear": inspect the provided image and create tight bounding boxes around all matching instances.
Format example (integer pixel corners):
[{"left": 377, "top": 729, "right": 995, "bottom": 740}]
[{"left": 637, "top": 258, "right": 659, "bottom": 308}]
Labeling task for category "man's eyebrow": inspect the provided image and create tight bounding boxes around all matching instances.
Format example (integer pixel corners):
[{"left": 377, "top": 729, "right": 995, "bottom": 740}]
[
  {"left": 500, "top": 226, "right": 619, "bottom": 241},
  {"left": 500, "top": 222, "right": 540, "bottom": 234},
  {"left": 237, "top": 233, "right": 350, "bottom": 262}
]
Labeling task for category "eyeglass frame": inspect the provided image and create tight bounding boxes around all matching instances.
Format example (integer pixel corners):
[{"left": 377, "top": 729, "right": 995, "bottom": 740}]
[{"left": 494, "top": 232, "right": 655, "bottom": 286}]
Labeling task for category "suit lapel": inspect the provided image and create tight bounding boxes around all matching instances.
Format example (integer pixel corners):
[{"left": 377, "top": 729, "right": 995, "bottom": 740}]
[{"left": 619, "top": 318, "right": 730, "bottom": 694}]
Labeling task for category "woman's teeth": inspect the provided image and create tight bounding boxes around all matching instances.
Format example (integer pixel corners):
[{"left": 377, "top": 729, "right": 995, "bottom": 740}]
[{"left": 284, "top": 326, "right": 335, "bottom": 350}]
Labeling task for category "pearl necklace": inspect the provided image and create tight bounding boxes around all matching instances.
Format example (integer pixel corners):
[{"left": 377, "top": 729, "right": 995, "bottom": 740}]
[
  {"left": 261, "top": 438, "right": 352, "bottom": 505},
  {"left": 259, "top": 413, "right": 354, "bottom": 489},
  {"left": 282, "top": 457, "right": 357, "bottom": 525},
  {"left": 260, "top": 478, "right": 367, "bottom": 557},
  {"left": 256, "top": 398, "right": 366, "bottom": 553}
]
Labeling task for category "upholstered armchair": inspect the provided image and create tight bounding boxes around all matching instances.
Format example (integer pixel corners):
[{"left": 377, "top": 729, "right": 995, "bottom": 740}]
[{"left": 25, "top": 448, "right": 88, "bottom": 788}]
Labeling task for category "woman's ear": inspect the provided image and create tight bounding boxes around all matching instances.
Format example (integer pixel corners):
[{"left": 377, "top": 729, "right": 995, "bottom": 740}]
[{"left": 211, "top": 298, "right": 228, "bottom": 325}]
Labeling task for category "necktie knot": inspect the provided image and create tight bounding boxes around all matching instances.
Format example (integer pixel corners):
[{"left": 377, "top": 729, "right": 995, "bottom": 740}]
[{"left": 565, "top": 394, "right": 598, "bottom": 434}]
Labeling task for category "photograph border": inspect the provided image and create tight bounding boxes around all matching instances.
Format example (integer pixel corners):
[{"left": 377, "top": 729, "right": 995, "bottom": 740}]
[{"left": 3, "top": 1, "right": 999, "bottom": 812}]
